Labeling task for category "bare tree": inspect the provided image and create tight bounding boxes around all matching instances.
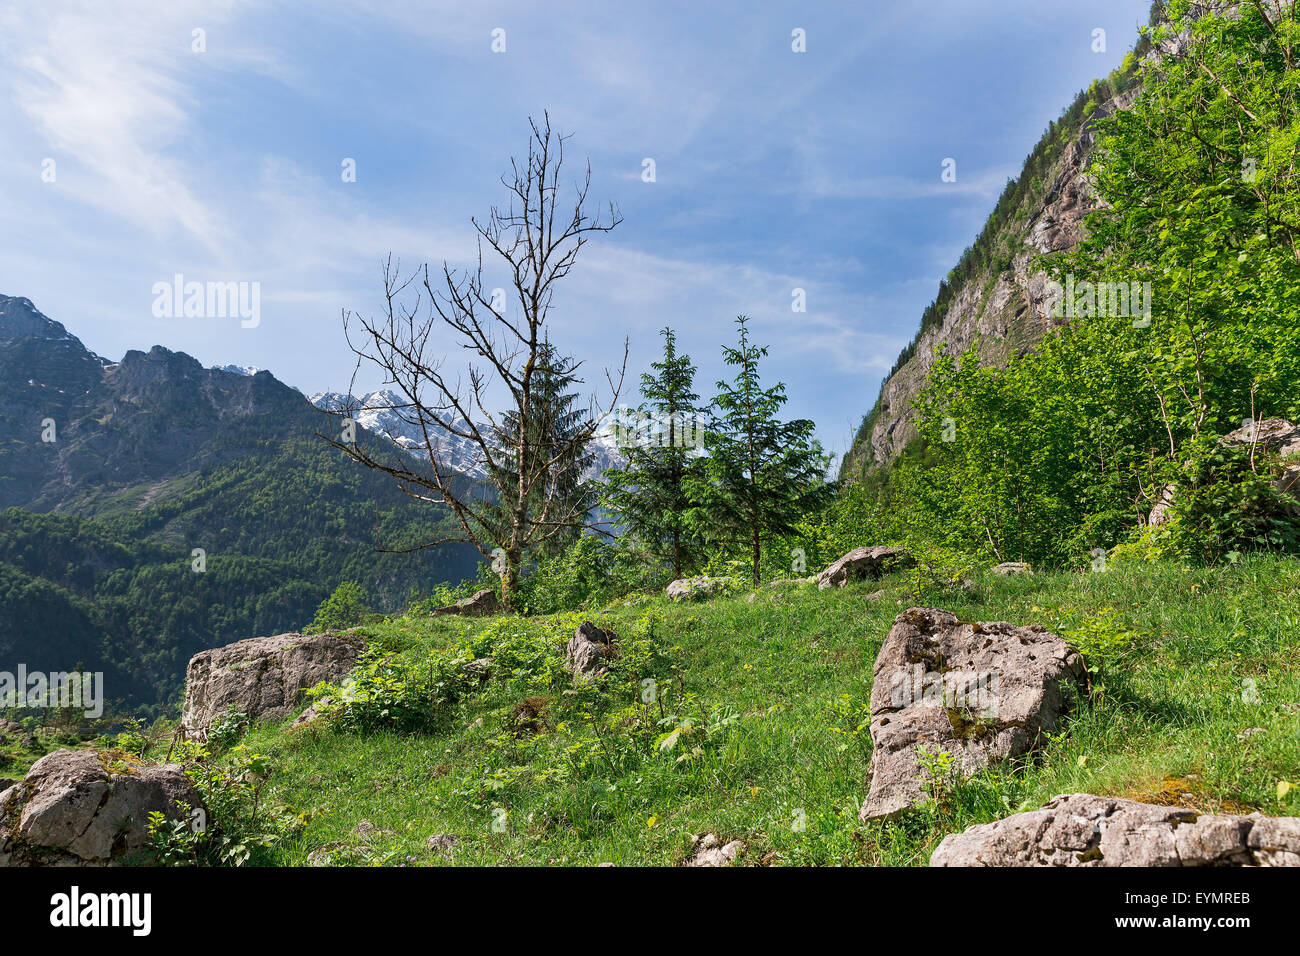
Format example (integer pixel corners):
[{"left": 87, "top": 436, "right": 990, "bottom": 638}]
[{"left": 322, "top": 114, "right": 626, "bottom": 608}]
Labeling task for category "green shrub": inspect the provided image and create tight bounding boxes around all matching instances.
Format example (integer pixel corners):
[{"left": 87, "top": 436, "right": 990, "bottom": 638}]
[{"left": 308, "top": 581, "right": 371, "bottom": 633}]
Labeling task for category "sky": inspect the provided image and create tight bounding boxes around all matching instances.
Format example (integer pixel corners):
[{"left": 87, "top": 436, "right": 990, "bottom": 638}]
[{"left": 0, "top": 0, "right": 1151, "bottom": 465}]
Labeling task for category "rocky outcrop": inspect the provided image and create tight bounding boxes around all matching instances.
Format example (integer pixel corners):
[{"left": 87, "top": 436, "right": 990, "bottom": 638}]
[
  {"left": 180, "top": 631, "right": 365, "bottom": 740},
  {"left": 0, "top": 749, "right": 205, "bottom": 866},
  {"left": 842, "top": 61, "right": 1151, "bottom": 475},
  {"left": 931, "top": 793, "right": 1300, "bottom": 866},
  {"left": 566, "top": 622, "right": 616, "bottom": 678},
  {"left": 433, "top": 588, "right": 499, "bottom": 617},
  {"left": 817, "top": 546, "right": 913, "bottom": 590},
  {"left": 1220, "top": 418, "right": 1300, "bottom": 455},
  {"left": 1148, "top": 419, "right": 1300, "bottom": 526},
  {"left": 665, "top": 576, "right": 734, "bottom": 601},
  {"left": 861, "top": 607, "right": 1085, "bottom": 821},
  {"left": 991, "top": 561, "right": 1032, "bottom": 575},
  {"left": 683, "top": 832, "right": 745, "bottom": 867}
]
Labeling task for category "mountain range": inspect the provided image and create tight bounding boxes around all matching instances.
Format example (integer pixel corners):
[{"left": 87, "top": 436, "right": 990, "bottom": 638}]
[
  {"left": 306, "top": 388, "right": 626, "bottom": 481},
  {"left": 0, "top": 294, "right": 480, "bottom": 712}
]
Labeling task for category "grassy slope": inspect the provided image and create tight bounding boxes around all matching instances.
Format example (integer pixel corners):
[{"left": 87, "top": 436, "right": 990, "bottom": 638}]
[{"left": 226, "top": 559, "right": 1298, "bottom": 865}]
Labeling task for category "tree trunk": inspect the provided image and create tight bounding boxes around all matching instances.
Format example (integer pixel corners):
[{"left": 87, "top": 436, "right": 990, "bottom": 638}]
[{"left": 499, "top": 549, "right": 520, "bottom": 611}]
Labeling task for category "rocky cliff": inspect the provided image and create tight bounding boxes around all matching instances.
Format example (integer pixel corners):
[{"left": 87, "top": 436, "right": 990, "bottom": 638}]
[{"left": 838, "top": 12, "right": 1194, "bottom": 479}]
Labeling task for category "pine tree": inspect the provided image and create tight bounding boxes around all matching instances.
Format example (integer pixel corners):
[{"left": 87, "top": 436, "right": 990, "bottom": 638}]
[
  {"left": 695, "top": 315, "right": 830, "bottom": 586},
  {"left": 494, "top": 340, "right": 596, "bottom": 560},
  {"left": 602, "top": 327, "right": 704, "bottom": 579}
]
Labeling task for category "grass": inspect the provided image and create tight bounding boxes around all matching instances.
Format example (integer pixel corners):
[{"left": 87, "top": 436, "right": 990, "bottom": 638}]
[{"left": 192, "top": 555, "right": 1300, "bottom": 866}]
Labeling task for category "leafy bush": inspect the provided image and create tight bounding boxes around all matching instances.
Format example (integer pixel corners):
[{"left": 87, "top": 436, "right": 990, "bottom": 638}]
[
  {"left": 307, "top": 646, "right": 471, "bottom": 734},
  {"left": 308, "top": 580, "right": 371, "bottom": 632},
  {"left": 147, "top": 744, "right": 298, "bottom": 866},
  {"left": 1166, "top": 442, "right": 1300, "bottom": 561}
]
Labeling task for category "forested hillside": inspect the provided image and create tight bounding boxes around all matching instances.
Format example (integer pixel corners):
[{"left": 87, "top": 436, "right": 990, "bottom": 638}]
[{"left": 0, "top": 296, "right": 479, "bottom": 713}]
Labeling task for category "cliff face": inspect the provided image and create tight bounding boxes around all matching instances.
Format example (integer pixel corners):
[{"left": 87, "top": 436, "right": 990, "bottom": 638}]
[
  {"left": 841, "top": 4, "right": 1245, "bottom": 479},
  {"left": 842, "top": 86, "right": 1136, "bottom": 477}
]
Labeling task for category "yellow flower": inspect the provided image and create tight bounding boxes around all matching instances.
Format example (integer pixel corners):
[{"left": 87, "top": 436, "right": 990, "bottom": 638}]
[{"left": 646, "top": 814, "right": 659, "bottom": 828}]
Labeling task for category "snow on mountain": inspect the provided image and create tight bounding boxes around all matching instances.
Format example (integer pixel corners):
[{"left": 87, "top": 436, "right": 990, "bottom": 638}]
[
  {"left": 310, "top": 389, "right": 626, "bottom": 481},
  {"left": 211, "top": 363, "right": 262, "bottom": 377}
]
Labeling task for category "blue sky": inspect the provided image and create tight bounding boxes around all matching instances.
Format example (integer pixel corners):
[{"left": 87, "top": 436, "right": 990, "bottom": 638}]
[{"left": 0, "top": 0, "right": 1149, "bottom": 463}]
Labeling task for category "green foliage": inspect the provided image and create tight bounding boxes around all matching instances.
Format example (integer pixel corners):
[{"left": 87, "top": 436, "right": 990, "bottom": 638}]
[
  {"left": 1060, "top": 607, "right": 1141, "bottom": 672},
  {"left": 491, "top": 340, "right": 597, "bottom": 561},
  {"left": 849, "top": 4, "right": 1300, "bottom": 570},
  {"left": 517, "top": 534, "right": 623, "bottom": 615},
  {"left": 1165, "top": 441, "right": 1300, "bottom": 560},
  {"left": 309, "top": 581, "right": 371, "bottom": 633},
  {"left": 694, "top": 316, "right": 833, "bottom": 586},
  {"left": 208, "top": 709, "right": 250, "bottom": 750},
  {"left": 308, "top": 646, "right": 472, "bottom": 735},
  {"left": 147, "top": 744, "right": 296, "bottom": 866},
  {"left": 603, "top": 327, "right": 707, "bottom": 579}
]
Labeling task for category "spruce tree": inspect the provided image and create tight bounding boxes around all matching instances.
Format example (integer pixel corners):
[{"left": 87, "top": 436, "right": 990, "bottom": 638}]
[
  {"left": 494, "top": 340, "right": 596, "bottom": 559},
  {"left": 696, "top": 315, "right": 830, "bottom": 586},
  {"left": 603, "top": 328, "right": 704, "bottom": 578}
]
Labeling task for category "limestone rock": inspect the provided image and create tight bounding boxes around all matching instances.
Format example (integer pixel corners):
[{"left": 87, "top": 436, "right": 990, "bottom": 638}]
[
  {"left": 1219, "top": 418, "right": 1300, "bottom": 455},
  {"left": 665, "top": 576, "right": 734, "bottom": 601},
  {"left": 566, "top": 621, "right": 616, "bottom": 678},
  {"left": 0, "top": 749, "right": 205, "bottom": 866},
  {"left": 817, "top": 546, "right": 914, "bottom": 590},
  {"left": 289, "top": 698, "right": 331, "bottom": 732},
  {"left": 1147, "top": 483, "right": 1178, "bottom": 527},
  {"left": 991, "top": 562, "right": 1032, "bottom": 576},
  {"left": 463, "top": 657, "right": 493, "bottom": 682},
  {"left": 860, "top": 607, "right": 1085, "bottom": 821},
  {"left": 180, "top": 631, "right": 364, "bottom": 740},
  {"left": 683, "top": 832, "right": 745, "bottom": 867},
  {"left": 931, "top": 793, "right": 1300, "bottom": 867},
  {"left": 433, "top": 588, "right": 499, "bottom": 617}
]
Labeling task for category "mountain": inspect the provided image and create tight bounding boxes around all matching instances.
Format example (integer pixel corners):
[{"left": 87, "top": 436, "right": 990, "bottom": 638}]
[
  {"left": 211, "top": 363, "right": 262, "bottom": 378},
  {"left": 0, "top": 294, "right": 479, "bottom": 712},
  {"left": 309, "top": 388, "right": 626, "bottom": 481},
  {"left": 840, "top": 22, "right": 1157, "bottom": 479}
]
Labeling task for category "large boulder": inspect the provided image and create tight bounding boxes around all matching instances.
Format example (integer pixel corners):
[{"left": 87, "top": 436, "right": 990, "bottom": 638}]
[
  {"left": 861, "top": 607, "right": 1085, "bottom": 821},
  {"left": 817, "top": 546, "right": 913, "bottom": 590},
  {"left": 665, "top": 575, "right": 734, "bottom": 601},
  {"left": 931, "top": 793, "right": 1300, "bottom": 867},
  {"left": 433, "top": 588, "right": 499, "bottom": 617},
  {"left": 991, "top": 561, "right": 1032, "bottom": 576},
  {"left": 180, "top": 631, "right": 365, "bottom": 740},
  {"left": 1219, "top": 417, "right": 1300, "bottom": 455},
  {"left": 566, "top": 621, "right": 616, "bottom": 678},
  {"left": 0, "top": 749, "right": 205, "bottom": 866}
]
